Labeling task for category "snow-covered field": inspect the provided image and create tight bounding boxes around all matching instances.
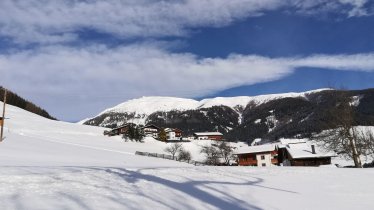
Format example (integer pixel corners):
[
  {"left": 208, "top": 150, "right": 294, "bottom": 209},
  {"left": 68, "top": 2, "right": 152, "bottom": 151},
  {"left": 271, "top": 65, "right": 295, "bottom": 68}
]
[{"left": 1, "top": 103, "right": 374, "bottom": 210}]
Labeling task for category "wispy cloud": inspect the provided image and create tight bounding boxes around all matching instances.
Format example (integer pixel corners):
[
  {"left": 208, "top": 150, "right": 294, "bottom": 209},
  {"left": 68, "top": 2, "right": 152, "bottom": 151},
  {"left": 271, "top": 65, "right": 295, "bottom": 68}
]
[
  {"left": 0, "top": 0, "right": 371, "bottom": 44},
  {"left": 1, "top": 44, "right": 374, "bottom": 118}
]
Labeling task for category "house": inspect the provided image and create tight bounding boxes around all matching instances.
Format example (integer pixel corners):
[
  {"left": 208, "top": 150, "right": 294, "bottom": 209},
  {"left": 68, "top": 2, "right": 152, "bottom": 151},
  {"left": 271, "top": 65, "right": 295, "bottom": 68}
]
[
  {"left": 234, "top": 144, "right": 278, "bottom": 167},
  {"left": 193, "top": 132, "right": 223, "bottom": 140},
  {"left": 143, "top": 124, "right": 160, "bottom": 139},
  {"left": 277, "top": 139, "right": 336, "bottom": 166},
  {"left": 104, "top": 123, "right": 134, "bottom": 136},
  {"left": 165, "top": 128, "right": 183, "bottom": 140}
]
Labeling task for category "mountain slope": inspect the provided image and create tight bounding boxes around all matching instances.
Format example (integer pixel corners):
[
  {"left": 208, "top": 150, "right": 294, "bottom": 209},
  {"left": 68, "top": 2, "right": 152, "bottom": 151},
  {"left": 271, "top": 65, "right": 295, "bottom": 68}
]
[
  {"left": 83, "top": 89, "right": 330, "bottom": 126},
  {"left": 0, "top": 87, "right": 56, "bottom": 120},
  {"left": 82, "top": 88, "right": 374, "bottom": 142}
]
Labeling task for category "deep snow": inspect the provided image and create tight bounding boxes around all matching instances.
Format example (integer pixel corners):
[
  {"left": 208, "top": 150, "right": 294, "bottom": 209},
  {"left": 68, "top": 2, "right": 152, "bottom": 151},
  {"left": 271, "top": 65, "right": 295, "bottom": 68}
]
[{"left": 0, "top": 103, "right": 373, "bottom": 210}]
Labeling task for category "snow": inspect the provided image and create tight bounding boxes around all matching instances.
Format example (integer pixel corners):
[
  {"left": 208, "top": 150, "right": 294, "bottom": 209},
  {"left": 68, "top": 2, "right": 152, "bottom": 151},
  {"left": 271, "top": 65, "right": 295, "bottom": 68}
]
[
  {"left": 194, "top": 132, "right": 223, "bottom": 136},
  {"left": 285, "top": 142, "right": 336, "bottom": 159},
  {"left": 82, "top": 89, "right": 332, "bottom": 125},
  {"left": 1, "top": 103, "right": 374, "bottom": 210},
  {"left": 234, "top": 144, "right": 276, "bottom": 154},
  {"left": 350, "top": 95, "right": 363, "bottom": 107}
]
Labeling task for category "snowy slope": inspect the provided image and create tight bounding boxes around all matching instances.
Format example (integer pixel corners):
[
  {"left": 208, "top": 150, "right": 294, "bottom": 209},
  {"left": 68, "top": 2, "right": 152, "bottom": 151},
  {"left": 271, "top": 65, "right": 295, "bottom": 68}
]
[
  {"left": 83, "top": 88, "right": 331, "bottom": 125},
  {"left": 1, "top": 103, "right": 373, "bottom": 210},
  {"left": 0, "top": 103, "right": 189, "bottom": 167}
]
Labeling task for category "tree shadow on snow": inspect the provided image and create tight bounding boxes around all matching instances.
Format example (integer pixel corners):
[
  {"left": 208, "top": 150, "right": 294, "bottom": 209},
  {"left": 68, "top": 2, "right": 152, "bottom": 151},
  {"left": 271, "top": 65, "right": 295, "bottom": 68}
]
[
  {"left": 2, "top": 166, "right": 297, "bottom": 210},
  {"left": 83, "top": 166, "right": 297, "bottom": 210}
]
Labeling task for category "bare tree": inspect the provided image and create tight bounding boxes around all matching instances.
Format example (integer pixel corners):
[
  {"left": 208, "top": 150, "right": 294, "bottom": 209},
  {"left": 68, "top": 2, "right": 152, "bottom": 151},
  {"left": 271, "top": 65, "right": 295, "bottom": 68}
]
[
  {"left": 357, "top": 129, "right": 374, "bottom": 159},
  {"left": 178, "top": 148, "right": 192, "bottom": 161},
  {"left": 164, "top": 143, "right": 183, "bottom": 159},
  {"left": 217, "top": 141, "right": 234, "bottom": 165},
  {"left": 200, "top": 144, "right": 221, "bottom": 165},
  {"left": 314, "top": 90, "right": 374, "bottom": 168}
]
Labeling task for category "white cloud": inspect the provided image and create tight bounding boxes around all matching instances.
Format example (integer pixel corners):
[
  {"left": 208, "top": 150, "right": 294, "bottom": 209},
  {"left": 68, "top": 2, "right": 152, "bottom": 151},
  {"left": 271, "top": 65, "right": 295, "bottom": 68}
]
[
  {"left": 0, "top": 0, "right": 371, "bottom": 44},
  {"left": 1, "top": 44, "right": 374, "bottom": 120},
  {"left": 0, "top": 0, "right": 283, "bottom": 44},
  {"left": 290, "top": 0, "right": 371, "bottom": 17},
  {"left": 339, "top": 0, "right": 369, "bottom": 17}
]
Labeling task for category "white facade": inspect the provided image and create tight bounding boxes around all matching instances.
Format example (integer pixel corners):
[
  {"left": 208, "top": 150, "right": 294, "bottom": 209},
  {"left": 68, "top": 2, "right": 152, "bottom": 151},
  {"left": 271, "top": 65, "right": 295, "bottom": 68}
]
[
  {"left": 256, "top": 154, "right": 273, "bottom": 167},
  {"left": 166, "top": 131, "right": 180, "bottom": 140},
  {"left": 144, "top": 128, "right": 158, "bottom": 138}
]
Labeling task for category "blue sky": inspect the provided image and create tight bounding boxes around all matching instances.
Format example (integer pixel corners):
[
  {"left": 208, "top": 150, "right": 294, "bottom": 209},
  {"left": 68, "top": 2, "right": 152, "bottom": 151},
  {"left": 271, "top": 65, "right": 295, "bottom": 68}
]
[{"left": 0, "top": 0, "right": 374, "bottom": 121}]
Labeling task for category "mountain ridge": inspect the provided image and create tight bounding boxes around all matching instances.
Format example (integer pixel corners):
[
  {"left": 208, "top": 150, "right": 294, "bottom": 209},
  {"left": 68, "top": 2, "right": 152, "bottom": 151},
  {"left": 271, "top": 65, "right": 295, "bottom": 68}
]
[
  {"left": 79, "top": 88, "right": 374, "bottom": 143},
  {"left": 85, "top": 88, "right": 332, "bottom": 125}
]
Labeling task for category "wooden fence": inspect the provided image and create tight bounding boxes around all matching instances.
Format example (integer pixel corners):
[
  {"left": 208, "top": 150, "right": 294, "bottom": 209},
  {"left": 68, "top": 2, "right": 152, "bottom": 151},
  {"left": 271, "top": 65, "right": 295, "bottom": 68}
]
[{"left": 135, "top": 151, "right": 206, "bottom": 166}]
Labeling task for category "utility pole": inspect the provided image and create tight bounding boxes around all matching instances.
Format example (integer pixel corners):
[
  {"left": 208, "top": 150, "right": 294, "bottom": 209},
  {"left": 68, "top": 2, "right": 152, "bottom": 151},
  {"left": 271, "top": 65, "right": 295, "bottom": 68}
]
[{"left": 0, "top": 89, "right": 7, "bottom": 142}]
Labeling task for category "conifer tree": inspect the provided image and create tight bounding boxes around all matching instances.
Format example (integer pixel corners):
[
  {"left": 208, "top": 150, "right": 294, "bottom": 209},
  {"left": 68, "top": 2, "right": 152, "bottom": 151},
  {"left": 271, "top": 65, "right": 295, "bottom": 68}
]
[{"left": 159, "top": 129, "right": 167, "bottom": 142}]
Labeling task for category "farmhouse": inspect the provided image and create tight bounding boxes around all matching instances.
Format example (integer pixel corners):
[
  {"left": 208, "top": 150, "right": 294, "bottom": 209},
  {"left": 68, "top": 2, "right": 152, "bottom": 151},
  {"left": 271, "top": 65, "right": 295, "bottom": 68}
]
[
  {"left": 103, "top": 123, "right": 134, "bottom": 136},
  {"left": 193, "top": 132, "right": 223, "bottom": 140},
  {"left": 278, "top": 139, "right": 336, "bottom": 166},
  {"left": 143, "top": 124, "right": 160, "bottom": 139},
  {"left": 165, "top": 128, "right": 183, "bottom": 140},
  {"left": 234, "top": 144, "right": 278, "bottom": 167}
]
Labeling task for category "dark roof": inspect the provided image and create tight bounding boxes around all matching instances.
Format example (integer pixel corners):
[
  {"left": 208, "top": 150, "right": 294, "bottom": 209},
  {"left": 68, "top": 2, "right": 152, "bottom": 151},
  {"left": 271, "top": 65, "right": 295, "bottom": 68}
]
[
  {"left": 111, "top": 123, "right": 135, "bottom": 131},
  {"left": 143, "top": 124, "right": 160, "bottom": 129}
]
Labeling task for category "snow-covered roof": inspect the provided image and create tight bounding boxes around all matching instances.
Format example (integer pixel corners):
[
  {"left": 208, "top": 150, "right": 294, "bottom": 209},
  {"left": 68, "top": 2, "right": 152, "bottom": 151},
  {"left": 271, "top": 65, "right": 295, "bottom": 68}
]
[
  {"left": 279, "top": 138, "right": 307, "bottom": 145},
  {"left": 164, "top": 128, "right": 182, "bottom": 132},
  {"left": 285, "top": 142, "right": 335, "bottom": 159},
  {"left": 234, "top": 144, "right": 277, "bottom": 155},
  {"left": 194, "top": 132, "right": 223, "bottom": 136}
]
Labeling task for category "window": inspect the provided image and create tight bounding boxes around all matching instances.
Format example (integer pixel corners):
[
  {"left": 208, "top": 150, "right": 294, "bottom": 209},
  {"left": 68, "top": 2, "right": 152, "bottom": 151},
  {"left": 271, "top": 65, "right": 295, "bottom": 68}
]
[
  {"left": 262, "top": 163, "right": 266, "bottom": 167},
  {"left": 261, "top": 155, "right": 265, "bottom": 160}
]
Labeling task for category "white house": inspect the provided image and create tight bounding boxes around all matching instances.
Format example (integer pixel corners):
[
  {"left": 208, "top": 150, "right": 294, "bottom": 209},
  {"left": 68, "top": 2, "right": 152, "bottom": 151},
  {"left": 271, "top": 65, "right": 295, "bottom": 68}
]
[
  {"left": 234, "top": 144, "right": 278, "bottom": 167},
  {"left": 193, "top": 132, "right": 223, "bottom": 140},
  {"left": 165, "top": 128, "right": 183, "bottom": 140}
]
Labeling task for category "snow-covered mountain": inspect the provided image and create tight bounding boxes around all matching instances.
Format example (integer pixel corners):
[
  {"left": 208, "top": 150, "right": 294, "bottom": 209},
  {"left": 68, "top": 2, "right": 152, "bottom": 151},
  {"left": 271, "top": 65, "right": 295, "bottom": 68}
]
[
  {"left": 82, "top": 88, "right": 374, "bottom": 142},
  {"left": 82, "top": 89, "right": 331, "bottom": 126}
]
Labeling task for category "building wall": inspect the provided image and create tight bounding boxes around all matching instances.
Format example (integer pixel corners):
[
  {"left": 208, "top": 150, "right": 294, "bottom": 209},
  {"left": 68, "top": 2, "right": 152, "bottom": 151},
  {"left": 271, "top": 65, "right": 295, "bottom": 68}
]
[
  {"left": 256, "top": 154, "right": 273, "bottom": 167},
  {"left": 167, "top": 132, "right": 178, "bottom": 140},
  {"left": 237, "top": 154, "right": 257, "bottom": 166},
  {"left": 237, "top": 151, "right": 278, "bottom": 167},
  {"left": 291, "top": 158, "right": 331, "bottom": 166},
  {"left": 195, "top": 135, "right": 223, "bottom": 140}
]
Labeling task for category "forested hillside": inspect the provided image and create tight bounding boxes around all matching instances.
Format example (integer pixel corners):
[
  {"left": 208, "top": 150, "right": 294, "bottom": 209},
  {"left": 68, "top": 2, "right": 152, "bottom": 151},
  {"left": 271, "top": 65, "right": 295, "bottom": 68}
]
[
  {"left": 84, "top": 89, "right": 374, "bottom": 143},
  {"left": 0, "top": 87, "right": 56, "bottom": 120}
]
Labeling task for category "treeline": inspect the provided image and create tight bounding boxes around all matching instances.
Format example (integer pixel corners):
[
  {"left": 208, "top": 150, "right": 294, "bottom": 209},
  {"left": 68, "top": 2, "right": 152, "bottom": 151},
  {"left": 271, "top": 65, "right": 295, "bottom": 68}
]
[
  {"left": 146, "top": 106, "right": 239, "bottom": 136},
  {"left": 0, "top": 87, "right": 56, "bottom": 120}
]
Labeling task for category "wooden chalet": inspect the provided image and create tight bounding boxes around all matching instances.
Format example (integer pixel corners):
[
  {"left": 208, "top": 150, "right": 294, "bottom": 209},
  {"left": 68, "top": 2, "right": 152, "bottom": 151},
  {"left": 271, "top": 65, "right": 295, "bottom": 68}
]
[
  {"left": 234, "top": 144, "right": 278, "bottom": 167},
  {"left": 103, "top": 123, "right": 135, "bottom": 136},
  {"left": 193, "top": 132, "right": 223, "bottom": 140},
  {"left": 277, "top": 139, "right": 336, "bottom": 167},
  {"left": 143, "top": 124, "right": 160, "bottom": 138}
]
